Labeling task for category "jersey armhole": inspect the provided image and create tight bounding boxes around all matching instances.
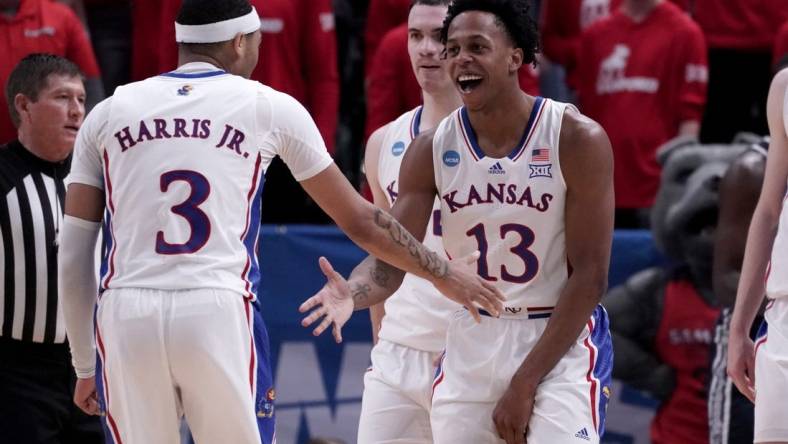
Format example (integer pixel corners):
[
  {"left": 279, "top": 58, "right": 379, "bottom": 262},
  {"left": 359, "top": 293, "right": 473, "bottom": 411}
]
[{"left": 554, "top": 102, "right": 573, "bottom": 192}]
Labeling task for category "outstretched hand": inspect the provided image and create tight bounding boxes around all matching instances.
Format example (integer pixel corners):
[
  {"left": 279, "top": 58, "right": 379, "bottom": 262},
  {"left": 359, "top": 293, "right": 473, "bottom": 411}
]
[
  {"left": 299, "top": 257, "right": 353, "bottom": 343},
  {"left": 433, "top": 251, "right": 505, "bottom": 322}
]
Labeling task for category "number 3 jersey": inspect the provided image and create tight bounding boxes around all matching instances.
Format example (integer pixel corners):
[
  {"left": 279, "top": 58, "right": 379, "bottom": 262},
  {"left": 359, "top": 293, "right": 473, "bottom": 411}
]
[
  {"left": 69, "top": 62, "right": 333, "bottom": 299},
  {"left": 432, "top": 97, "right": 571, "bottom": 317}
]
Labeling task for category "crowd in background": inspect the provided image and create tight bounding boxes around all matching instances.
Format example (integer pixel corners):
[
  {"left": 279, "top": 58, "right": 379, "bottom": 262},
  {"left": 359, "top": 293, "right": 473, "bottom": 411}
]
[
  {"left": 1, "top": 0, "right": 787, "bottom": 228},
  {"left": 1, "top": 1, "right": 788, "bottom": 443}
]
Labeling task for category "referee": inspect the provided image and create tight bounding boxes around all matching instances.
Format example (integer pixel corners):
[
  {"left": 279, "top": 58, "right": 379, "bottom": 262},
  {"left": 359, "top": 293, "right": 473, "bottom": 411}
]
[{"left": 0, "top": 54, "right": 103, "bottom": 444}]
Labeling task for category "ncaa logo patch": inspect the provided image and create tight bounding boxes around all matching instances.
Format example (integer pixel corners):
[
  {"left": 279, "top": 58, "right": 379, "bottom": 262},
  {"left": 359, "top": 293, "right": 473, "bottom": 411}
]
[
  {"left": 443, "top": 150, "right": 460, "bottom": 167},
  {"left": 177, "top": 84, "right": 193, "bottom": 96},
  {"left": 529, "top": 163, "right": 552, "bottom": 178},
  {"left": 391, "top": 141, "right": 405, "bottom": 156}
]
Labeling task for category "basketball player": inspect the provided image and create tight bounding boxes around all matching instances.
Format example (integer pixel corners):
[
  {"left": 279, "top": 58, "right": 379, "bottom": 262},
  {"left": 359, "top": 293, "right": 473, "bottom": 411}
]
[
  {"left": 359, "top": 1, "right": 461, "bottom": 442},
  {"left": 300, "top": 0, "right": 615, "bottom": 443},
  {"left": 727, "top": 67, "right": 788, "bottom": 444},
  {"left": 56, "top": 1, "right": 504, "bottom": 443},
  {"left": 708, "top": 138, "right": 767, "bottom": 444}
]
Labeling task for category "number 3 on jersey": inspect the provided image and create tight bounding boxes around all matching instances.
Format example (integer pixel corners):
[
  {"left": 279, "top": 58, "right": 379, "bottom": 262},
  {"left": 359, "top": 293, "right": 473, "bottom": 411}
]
[
  {"left": 155, "top": 170, "right": 211, "bottom": 255},
  {"left": 467, "top": 223, "right": 539, "bottom": 283}
]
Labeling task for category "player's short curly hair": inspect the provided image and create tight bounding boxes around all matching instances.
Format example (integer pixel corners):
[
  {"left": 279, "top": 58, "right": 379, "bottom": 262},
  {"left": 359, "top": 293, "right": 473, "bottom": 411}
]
[{"left": 440, "top": 0, "right": 540, "bottom": 66}]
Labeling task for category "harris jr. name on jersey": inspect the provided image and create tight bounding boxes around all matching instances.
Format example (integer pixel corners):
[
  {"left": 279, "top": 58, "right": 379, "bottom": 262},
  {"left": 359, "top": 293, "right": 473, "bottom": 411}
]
[{"left": 113, "top": 118, "right": 251, "bottom": 159}]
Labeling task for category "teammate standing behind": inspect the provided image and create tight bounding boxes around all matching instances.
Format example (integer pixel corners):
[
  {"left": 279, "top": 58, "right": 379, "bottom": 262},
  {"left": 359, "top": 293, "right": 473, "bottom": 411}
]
[
  {"left": 301, "top": 1, "right": 615, "bottom": 443},
  {"left": 358, "top": 1, "right": 461, "bottom": 442},
  {"left": 727, "top": 68, "right": 788, "bottom": 444},
  {"left": 57, "top": 1, "right": 503, "bottom": 443}
]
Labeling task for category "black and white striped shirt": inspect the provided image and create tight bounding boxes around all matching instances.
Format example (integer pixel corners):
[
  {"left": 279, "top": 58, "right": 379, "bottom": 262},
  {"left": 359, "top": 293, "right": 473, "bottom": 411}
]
[{"left": 0, "top": 140, "right": 68, "bottom": 344}]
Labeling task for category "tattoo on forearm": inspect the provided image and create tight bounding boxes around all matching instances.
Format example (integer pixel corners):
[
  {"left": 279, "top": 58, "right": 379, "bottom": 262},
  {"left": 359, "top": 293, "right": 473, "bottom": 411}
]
[
  {"left": 373, "top": 208, "right": 449, "bottom": 279},
  {"left": 370, "top": 262, "right": 391, "bottom": 288},
  {"left": 351, "top": 282, "right": 372, "bottom": 307}
]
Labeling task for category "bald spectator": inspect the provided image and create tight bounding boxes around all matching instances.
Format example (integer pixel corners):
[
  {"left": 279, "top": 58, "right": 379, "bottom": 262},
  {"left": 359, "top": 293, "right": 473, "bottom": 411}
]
[
  {"left": 0, "top": 0, "right": 102, "bottom": 144},
  {"left": 576, "top": 0, "right": 707, "bottom": 228},
  {"left": 691, "top": 0, "right": 788, "bottom": 143}
]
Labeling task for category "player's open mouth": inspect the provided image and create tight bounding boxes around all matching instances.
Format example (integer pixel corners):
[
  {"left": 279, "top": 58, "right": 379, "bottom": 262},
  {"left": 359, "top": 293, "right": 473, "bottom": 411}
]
[{"left": 457, "top": 74, "right": 483, "bottom": 93}]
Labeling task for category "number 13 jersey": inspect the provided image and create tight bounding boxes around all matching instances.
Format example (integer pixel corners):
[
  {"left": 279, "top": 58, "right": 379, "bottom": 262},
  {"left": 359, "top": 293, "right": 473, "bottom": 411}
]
[
  {"left": 69, "top": 63, "right": 333, "bottom": 300},
  {"left": 432, "top": 97, "right": 571, "bottom": 317}
]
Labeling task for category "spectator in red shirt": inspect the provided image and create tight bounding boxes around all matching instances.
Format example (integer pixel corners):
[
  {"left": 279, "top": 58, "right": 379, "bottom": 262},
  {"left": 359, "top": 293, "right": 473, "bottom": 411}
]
[
  {"left": 690, "top": 0, "right": 788, "bottom": 143},
  {"left": 364, "top": 0, "right": 411, "bottom": 74},
  {"left": 365, "top": 21, "right": 539, "bottom": 138},
  {"left": 0, "top": 0, "right": 102, "bottom": 144},
  {"left": 540, "top": 0, "right": 622, "bottom": 89},
  {"left": 576, "top": 0, "right": 707, "bottom": 228},
  {"left": 775, "top": 20, "right": 788, "bottom": 71}
]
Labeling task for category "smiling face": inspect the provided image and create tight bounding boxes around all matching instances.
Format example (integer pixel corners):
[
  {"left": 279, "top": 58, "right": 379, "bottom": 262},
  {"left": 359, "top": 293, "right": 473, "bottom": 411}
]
[
  {"left": 18, "top": 74, "right": 85, "bottom": 162},
  {"left": 444, "top": 11, "right": 523, "bottom": 109},
  {"left": 407, "top": 4, "right": 453, "bottom": 94}
]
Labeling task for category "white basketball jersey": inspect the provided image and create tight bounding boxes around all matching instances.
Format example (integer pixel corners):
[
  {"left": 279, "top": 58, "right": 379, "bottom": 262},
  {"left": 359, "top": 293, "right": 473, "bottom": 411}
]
[
  {"left": 376, "top": 106, "right": 459, "bottom": 352},
  {"left": 69, "top": 63, "right": 332, "bottom": 300},
  {"left": 766, "top": 89, "right": 788, "bottom": 299},
  {"left": 432, "top": 97, "right": 570, "bottom": 318}
]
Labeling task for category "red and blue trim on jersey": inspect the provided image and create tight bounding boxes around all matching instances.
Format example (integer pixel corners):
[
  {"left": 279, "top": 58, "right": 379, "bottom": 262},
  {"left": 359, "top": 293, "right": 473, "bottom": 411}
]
[
  {"left": 431, "top": 350, "right": 447, "bottom": 398},
  {"left": 159, "top": 70, "right": 227, "bottom": 79},
  {"left": 526, "top": 306, "right": 554, "bottom": 319},
  {"left": 409, "top": 106, "right": 423, "bottom": 140},
  {"left": 249, "top": 301, "right": 276, "bottom": 444},
  {"left": 754, "top": 302, "right": 772, "bottom": 359},
  {"left": 458, "top": 97, "right": 546, "bottom": 161},
  {"left": 94, "top": 307, "right": 124, "bottom": 444},
  {"left": 99, "top": 151, "right": 118, "bottom": 294},
  {"left": 240, "top": 153, "right": 265, "bottom": 300},
  {"left": 582, "top": 305, "right": 613, "bottom": 438},
  {"left": 476, "top": 306, "right": 555, "bottom": 319}
]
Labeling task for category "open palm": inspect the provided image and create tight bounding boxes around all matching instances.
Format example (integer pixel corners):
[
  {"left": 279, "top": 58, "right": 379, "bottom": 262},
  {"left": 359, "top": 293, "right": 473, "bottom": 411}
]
[{"left": 299, "top": 257, "right": 353, "bottom": 343}]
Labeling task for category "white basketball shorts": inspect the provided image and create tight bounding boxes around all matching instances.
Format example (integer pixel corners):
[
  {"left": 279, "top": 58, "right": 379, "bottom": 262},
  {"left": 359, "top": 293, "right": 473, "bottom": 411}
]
[
  {"left": 431, "top": 305, "right": 613, "bottom": 444},
  {"left": 357, "top": 339, "right": 441, "bottom": 443},
  {"left": 94, "top": 288, "right": 275, "bottom": 444},
  {"left": 754, "top": 297, "right": 788, "bottom": 443}
]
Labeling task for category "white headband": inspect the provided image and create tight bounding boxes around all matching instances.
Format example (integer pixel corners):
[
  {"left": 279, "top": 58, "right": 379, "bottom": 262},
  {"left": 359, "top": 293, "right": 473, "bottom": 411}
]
[{"left": 175, "top": 7, "right": 261, "bottom": 43}]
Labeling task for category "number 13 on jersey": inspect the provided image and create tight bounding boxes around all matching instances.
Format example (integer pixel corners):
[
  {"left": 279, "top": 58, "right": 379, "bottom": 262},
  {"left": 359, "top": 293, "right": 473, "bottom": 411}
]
[{"left": 467, "top": 223, "right": 539, "bottom": 283}]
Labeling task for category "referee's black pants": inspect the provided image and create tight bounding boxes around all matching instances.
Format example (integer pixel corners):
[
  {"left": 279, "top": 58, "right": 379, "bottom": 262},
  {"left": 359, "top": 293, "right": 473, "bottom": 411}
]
[{"left": 0, "top": 337, "right": 104, "bottom": 444}]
